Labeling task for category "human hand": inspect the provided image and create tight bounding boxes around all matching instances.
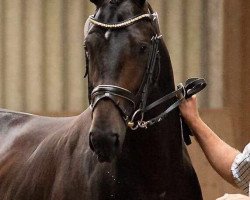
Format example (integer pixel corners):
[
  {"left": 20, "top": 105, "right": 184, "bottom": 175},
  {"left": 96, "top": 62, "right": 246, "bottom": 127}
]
[
  {"left": 179, "top": 95, "right": 200, "bottom": 126},
  {"left": 216, "top": 193, "right": 250, "bottom": 200}
]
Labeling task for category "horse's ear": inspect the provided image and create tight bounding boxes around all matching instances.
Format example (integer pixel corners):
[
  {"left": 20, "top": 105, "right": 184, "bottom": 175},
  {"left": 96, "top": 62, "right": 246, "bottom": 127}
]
[
  {"left": 135, "top": 0, "right": 146, "bottom": 7},
  {"left": 90, "top": 0, "right": 104, "bottom": 7}
]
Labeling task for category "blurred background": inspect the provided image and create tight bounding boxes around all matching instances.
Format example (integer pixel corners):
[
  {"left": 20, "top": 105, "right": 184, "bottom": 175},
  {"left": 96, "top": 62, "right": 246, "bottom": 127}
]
[{"left": 0, "top": 0, "right": 249, "bottom": 199}]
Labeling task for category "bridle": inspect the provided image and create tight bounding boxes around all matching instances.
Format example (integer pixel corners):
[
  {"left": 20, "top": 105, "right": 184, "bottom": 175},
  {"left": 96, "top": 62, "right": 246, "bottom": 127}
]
[{"left": 84, "top": 7, "right": 206, "bottom": 134}]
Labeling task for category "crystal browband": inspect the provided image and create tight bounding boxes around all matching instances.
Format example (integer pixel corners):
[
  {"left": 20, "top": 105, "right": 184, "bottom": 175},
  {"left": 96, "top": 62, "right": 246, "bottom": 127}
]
[{"left": 89, "top": 13, "right": 154, "bottom": 29}]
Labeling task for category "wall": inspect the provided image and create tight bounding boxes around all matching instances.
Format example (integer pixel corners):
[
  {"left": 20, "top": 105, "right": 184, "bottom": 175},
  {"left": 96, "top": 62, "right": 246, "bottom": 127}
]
[
  {"left": 0, "top": 0, "right": 91, "bottom": 112},
  {"left": 242, "top": 2, "right": 250, "bottom": 146},
  {"left": 223, "top": 1, "right": 250, "bottom": 148}
]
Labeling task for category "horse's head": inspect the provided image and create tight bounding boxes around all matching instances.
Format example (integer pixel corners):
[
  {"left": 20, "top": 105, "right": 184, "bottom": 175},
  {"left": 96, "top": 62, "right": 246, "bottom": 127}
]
[{"left": 85, "top": 0, "right": 161, "bottom": 162}]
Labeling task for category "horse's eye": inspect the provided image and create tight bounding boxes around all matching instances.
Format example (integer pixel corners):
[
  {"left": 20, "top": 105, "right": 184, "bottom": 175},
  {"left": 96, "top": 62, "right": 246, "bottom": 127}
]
[
  {"left": 140, "top": 45, "right": 148, "bottom": 53},
  {"left": 110, "top": 0, "right": 118, "bottom": 4}
]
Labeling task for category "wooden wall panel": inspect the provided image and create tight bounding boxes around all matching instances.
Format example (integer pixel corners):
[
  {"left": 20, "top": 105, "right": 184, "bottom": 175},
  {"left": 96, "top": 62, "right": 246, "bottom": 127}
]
[
  {"left": 4, "top": 0, "right": 23, "bottom": 110},
  {"left": 223, "top": 1, "right": 250, "bottom": 148},
  {"left": 25, "top": 0, "right": 43, "bottom": 112},
  {"left": 206, "top": 0, "right": 224, "bottom": 108},
  {"left": 223, "top": 0, "right": 244, "bottom": 148},
  {"left": 242, "top": 2, "right": 250, "bottom": 146},
  {"left": 163, "top": 1, "right": 184, "bottom": 84},
  {"left": 0, "top": 0, "right": 3, "bottom": 106},
  {"left": 44, "top": 0, "right": 64, "bottom": 112},
  {"left": 184, "top": 0, "right": 202, "bottom": 79},
  {"left": 64, "top": 0, "right": 87, "bottom": 111}
]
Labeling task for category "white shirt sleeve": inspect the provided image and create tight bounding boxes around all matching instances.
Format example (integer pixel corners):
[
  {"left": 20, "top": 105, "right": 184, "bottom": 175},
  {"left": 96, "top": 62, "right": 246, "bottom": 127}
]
[{"left": 231, "top": 143, "right": 250, "bottom": 196}]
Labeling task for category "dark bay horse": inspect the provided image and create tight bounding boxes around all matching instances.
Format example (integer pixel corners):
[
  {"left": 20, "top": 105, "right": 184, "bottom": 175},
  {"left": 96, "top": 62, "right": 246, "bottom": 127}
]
[{"left": 0, "top": 0, "right": 203, "bottom": 199}]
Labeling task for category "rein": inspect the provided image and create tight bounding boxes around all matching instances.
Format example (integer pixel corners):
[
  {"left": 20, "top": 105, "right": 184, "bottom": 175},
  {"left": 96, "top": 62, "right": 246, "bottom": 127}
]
[
  {"left": 84, "top": 10, "right": 206, "bottom": 133},
  {"left": 130, "top": 78, "right": 206, "bottom": 129}
]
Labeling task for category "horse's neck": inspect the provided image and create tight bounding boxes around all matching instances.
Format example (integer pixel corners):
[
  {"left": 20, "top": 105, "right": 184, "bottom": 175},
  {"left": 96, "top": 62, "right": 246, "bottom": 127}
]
[
  {"left": 145, "top": 39, "right": 182, "bottom": 142},
  {"left": 116, "top": 40, "right": 187, "bottom": 196},
  {"left": 124, "top": 40, "right": 184, "bottom": 165}
]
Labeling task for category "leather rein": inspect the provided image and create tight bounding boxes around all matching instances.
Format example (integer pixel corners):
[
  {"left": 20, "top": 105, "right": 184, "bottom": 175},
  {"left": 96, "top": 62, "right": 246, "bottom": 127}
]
[{"left": 84, "top": 10, "right": 207, "bottom": 132}]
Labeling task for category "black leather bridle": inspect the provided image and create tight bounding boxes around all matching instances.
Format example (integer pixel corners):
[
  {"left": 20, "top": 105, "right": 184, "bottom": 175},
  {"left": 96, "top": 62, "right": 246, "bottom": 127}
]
[{"left": 84, "top": 9, "right": 206, "bottom": 136}]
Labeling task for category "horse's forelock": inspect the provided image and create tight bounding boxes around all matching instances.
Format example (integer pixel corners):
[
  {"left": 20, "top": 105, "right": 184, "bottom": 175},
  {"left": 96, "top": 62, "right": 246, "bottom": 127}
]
[{"left": 95, "top": 0, "right": 147, "bottom": 20}]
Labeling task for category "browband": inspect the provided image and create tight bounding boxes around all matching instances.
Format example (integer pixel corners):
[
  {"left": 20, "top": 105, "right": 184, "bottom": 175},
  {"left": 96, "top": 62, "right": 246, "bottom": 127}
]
[{"left": 88, "top": 13, "right": 158, "bottom": 29}]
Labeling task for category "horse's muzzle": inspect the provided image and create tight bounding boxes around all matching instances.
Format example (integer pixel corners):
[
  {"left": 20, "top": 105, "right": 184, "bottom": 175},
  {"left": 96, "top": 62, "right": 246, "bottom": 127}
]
[{"left": 89, "top": 130, "right": 119, "bottom": 163}]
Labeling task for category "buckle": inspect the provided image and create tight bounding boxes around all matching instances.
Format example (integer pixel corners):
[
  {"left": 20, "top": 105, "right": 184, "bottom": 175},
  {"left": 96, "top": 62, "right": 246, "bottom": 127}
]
[
  {"left": 176, "top": 83, "right": 186, "bottom": 100},
  {"left": 152, "top": 12, "right": 158, "bottom": 21},
  {"left": 127, "top": 109, "right": 145, "bottom": 130}
]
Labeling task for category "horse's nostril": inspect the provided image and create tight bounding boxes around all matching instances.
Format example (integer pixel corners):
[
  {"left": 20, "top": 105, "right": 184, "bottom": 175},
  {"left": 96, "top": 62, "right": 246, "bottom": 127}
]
[
  {"left": 88, "top": 131, "right": 120, "bottom": 162},
  {"left": 89, "top": 131, "right": 120, "bottom": 152}
]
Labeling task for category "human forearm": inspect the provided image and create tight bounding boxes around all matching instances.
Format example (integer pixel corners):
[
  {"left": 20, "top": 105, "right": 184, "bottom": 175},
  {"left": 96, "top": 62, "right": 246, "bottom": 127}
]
[
  {"left": 189, "top": 117, "right": 240, "bottom": 186},
  {"left": 216, "top": 193, "right": 250, "bottom": 200},
  {"left": 179, "top": 96, "right": 242, "bottom": 186}
]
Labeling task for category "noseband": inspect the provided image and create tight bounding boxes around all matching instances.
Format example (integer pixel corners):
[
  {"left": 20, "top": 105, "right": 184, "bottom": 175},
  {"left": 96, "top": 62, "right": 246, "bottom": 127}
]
[{"left": 84, "top": 10, "right": 206, "bottom": 131}]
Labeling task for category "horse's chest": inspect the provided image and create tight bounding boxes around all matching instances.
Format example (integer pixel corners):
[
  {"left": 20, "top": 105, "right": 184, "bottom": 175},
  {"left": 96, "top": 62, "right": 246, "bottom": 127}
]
[{"left": 88, "top": 173, "right": 167, "bottom": 200}]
